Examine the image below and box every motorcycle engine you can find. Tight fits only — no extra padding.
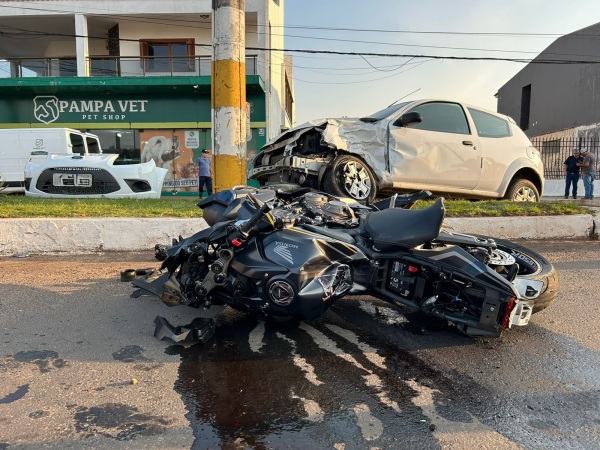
[300,193,357,227]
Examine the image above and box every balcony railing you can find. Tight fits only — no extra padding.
[0,55,258,78]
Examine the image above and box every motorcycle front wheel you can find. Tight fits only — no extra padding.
[485,237,559,313]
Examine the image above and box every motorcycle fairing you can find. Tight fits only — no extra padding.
[178,226,365,321]
[198,188,277,225]
[367,245,520,337]
[262,228,362,270]
[413,246,520,300]
[245,228,366,320]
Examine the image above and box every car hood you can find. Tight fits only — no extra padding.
[261,117,389,154]
[258,117,393,187]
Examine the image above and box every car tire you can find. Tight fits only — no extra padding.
[504,178,540,202]
[322,155,377,204]
[479,236,559,313]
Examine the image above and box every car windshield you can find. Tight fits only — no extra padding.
[360,102,411,122]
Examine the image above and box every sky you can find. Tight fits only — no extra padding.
[283,0,600,125]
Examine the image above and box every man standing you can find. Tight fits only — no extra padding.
[197,149,213,198]
[563,148,581,199]
[577,148,596,200]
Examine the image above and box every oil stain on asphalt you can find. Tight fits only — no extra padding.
[165,305,507,449]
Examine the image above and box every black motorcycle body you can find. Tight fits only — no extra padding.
[137,187,558,338]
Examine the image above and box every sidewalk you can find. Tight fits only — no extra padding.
[543,179,598,202]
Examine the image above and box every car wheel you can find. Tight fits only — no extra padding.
[322,155,377,203]
[505,179,539,202]
[477,236,559,313]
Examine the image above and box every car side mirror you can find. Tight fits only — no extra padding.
[393,112,422,127]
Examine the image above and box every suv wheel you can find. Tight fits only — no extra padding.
[505,179,539,202]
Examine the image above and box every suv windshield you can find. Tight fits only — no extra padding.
[360,102,411,122]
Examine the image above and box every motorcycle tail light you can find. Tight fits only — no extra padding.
[501,297,517,329]
[407,265,419,274]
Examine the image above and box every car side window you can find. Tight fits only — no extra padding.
[467,107,511,138]
[70,134,85,155]
[406,102,470,135]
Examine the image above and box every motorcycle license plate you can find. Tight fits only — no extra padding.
[53,173,92,187]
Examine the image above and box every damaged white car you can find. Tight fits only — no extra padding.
[249,100,544,203]
[24,154,167,199]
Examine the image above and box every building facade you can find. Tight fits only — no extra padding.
[496,22,600,141]
[496,22,600,180]
[0,0,294,194]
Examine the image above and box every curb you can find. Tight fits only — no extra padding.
[0,214,596,256]
[444,214,596,240]
[0,217,209,256]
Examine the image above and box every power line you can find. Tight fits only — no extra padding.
[289,60,434,85]
[251,46,600,65]
[0,3,590,39]
[2,23,600,65]
[282,23,567,38]
[1,4,600,60]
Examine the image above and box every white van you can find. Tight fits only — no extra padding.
[0,128,102,192]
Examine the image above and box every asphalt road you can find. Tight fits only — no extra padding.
[0,240,599,449]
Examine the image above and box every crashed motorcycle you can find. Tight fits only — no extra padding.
[133,187,558,341]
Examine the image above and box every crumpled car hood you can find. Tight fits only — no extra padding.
[259,117,392,186]
[261,118,388,155]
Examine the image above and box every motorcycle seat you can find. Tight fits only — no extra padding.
[300,224,357,244]
[362,197,446,251]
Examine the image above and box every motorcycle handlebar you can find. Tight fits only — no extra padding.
[239,197,272,236]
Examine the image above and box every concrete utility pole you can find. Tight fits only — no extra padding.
[212,0,247,192]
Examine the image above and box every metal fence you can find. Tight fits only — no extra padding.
[0,55,258,78]
[532,137,599,179]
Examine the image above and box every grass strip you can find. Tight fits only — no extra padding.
[0,195,591,219]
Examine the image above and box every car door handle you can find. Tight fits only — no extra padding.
[462,141,474,146]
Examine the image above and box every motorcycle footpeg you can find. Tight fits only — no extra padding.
[154,244,168,261]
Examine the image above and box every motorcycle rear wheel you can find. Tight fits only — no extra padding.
[484,237,559,313]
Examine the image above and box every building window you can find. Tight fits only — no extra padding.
[520,84,531,131]
[140,39,195,73]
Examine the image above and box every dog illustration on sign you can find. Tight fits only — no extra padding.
[141,134,198,192]
[141,136,181,171]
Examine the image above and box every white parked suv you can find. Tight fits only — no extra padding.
[249,99,544,203]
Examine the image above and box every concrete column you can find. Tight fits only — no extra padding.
[212,0,247,192]
[75,14,89,77]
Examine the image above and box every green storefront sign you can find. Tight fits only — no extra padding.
[0,76,268,194]
[0,92,266,126]
[0,94,210,125]
[0,76,266,126]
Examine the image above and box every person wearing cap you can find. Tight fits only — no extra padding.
[197,149,213,197]
[576,147,596,199]
[563,148,582,199]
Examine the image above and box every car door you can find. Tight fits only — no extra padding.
[388,101,482,190]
